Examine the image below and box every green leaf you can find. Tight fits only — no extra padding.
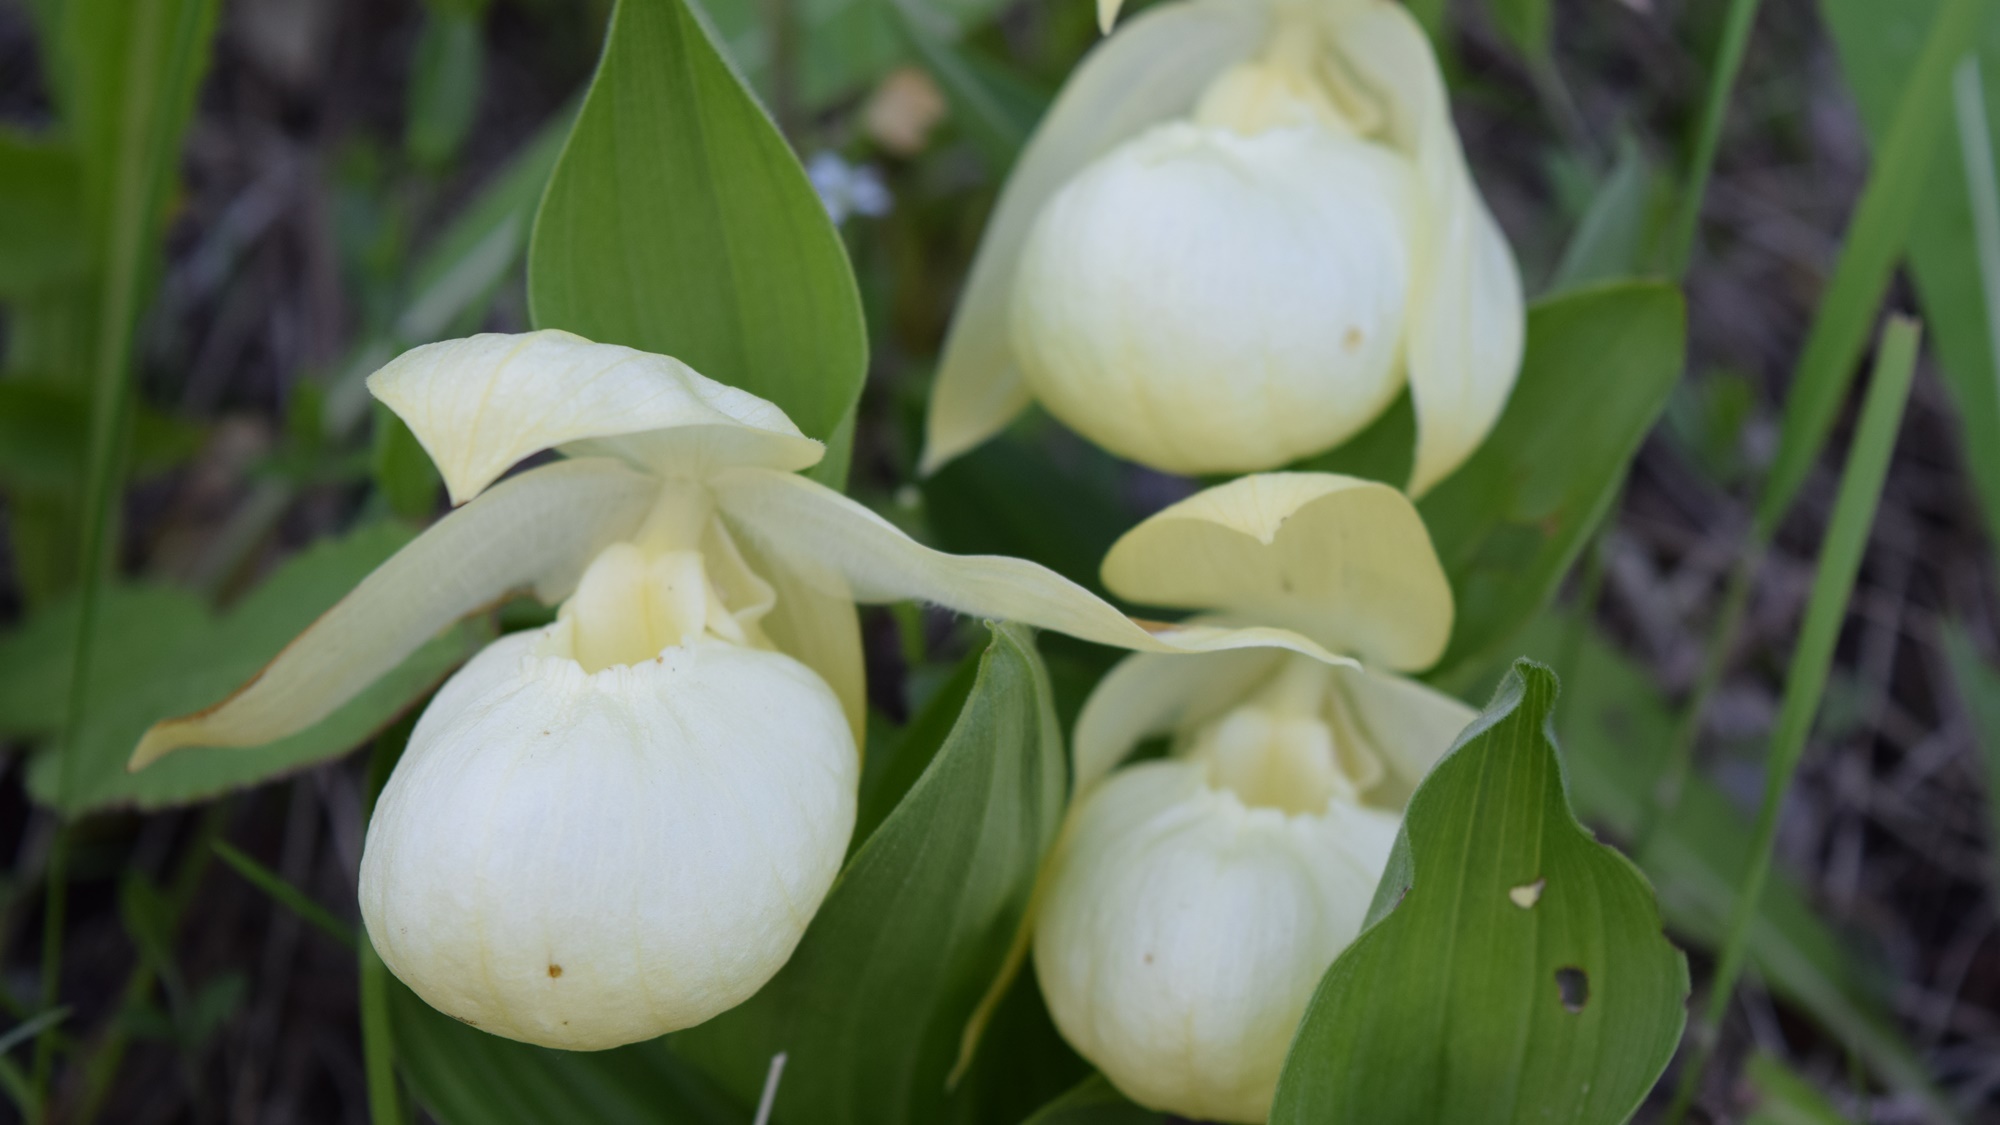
[1743,1053,1858,1125]
[390,979,744,1125]
[1486,0,1551,63]
[1424,282,1686,683]
[1518,616,1960,1119]
[1764,0,1980,536]
[1270,661,1687,1124]
[0,131,88,294]
[0,380,201,494]
[528,0,867,451]
[9,523,493,813]
[405,8,486,168]
[1019,1075,1164,1125]
[1548,135,1671,293]
[695,0,1011,110]
[371,401,443,521]
[677,621,1064,1125]
[1822,0,2000,555]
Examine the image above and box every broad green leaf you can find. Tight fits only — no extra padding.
[1424,282,1685,682]
[10,523,492,812]
[390,978,744,1125]
[1270,661,1687,1124]
[1293,284,1682,682]
[1520,616,1959,1119]
[1822,0,2000,554]
[1547,136,1671,294]
[1019,1075,1163,1125]
[0,131,88,294]
[528,0,867,454]
[677,621,1064,1125]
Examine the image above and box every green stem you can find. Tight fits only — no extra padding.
[1664,316,1922,1123]
[1662,0,1764,277]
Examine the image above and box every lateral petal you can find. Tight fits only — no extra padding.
[710,467,1353,667]
[1099,473,1451,671]
[919,0,1267,475]
[370,330,824,505]
[130,459,660,768]
[1072,646,1288,793]
[1332,1,1524,496]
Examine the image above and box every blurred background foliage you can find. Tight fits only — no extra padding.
[1,0,2000,1120]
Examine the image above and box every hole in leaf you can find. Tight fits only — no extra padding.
[1509,878,1545,908]
[1555,966,1588,1012]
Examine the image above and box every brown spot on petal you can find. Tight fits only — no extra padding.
[1343,327,1364,352]
[548,964,563,979]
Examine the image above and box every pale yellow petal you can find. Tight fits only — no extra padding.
[919,0,1267,475]
[710,467,1353,666]
[130,459,660,769]
[369,330,824,504]
[726,522,867,745]
[1099,473,1451,671]
[1327,664,1476,807]
[1072,647,1287,793]
[1332,2,1524,496]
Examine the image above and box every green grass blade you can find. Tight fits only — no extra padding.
[1756,0,1981,536]
[1663,0,1764,277]
[1667,316,1923,1121]
[1648,0,1982,900]
[1953,57,2000,405]
[212,842,357,951]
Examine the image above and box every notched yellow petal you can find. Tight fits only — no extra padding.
[370,330,824,505]
[1100,472,1451,671]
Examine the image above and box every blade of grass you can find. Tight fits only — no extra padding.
[1952,57,2000,403]
[0,1010,71,1060]
[1642,0,1981,856]
[212,841,357,952]
[1662,0,1764,277]
[1665,315,1923,1122]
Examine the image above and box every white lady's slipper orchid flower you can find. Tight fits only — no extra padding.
[1030,473,1477,1121]
[921,0,1523,495]
[129,330,1346,1053]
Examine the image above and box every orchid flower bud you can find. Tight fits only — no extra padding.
[1030,473,1477,1119]
[131,331,1348,1052]
[923,0,1523,495]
